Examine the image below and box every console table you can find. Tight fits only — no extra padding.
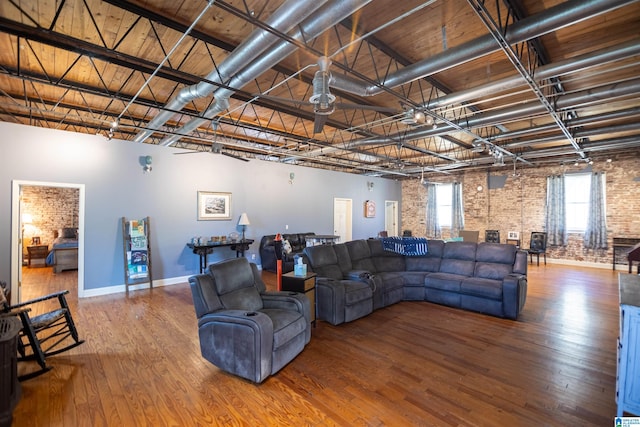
[187,240,254,273]
[613,237,640,271]
[617,273,640,416]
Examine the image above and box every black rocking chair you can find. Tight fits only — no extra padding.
[1,287,84,380]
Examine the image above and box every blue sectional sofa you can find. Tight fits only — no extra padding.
[303,238,528,325]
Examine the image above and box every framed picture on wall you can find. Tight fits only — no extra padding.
[198,191,232,220]
[507,231,519,240]
[364,200,376,218]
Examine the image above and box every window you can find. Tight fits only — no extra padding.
[436,183,453,227]
[565,173,591,232]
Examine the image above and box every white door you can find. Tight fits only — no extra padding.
[11,180,85,302]
[385,200,398,236]
[333,198,352,243]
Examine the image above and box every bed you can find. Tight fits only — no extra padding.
[46,228,78,273]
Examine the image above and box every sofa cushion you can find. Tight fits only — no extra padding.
[209,259,264,311]
[475,242,516,264]
[461,278,503,299]
[346,240,377,272]
[367,239,406,272]
[333,243,353,274]
[303,245,343,280]
[405,256,441,272]
[439,242,476,276]
[261,308,307,349]
[475,262,513,280]
[425,272,467,292]
[344,281,374,305]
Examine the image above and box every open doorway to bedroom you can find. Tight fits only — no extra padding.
[11,180,85,304]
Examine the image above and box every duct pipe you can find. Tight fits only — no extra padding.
[288,76,640,162]
[484,106,640,142]
[361,77,640,145]
[134,0,328,143]
[428,39,640,108]
[503,121,640,149]
[159,0,373,146]
[328,0,634,97]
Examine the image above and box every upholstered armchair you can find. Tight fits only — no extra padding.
[189,258,311,383]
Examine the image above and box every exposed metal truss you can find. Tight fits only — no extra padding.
[0,0,638,179]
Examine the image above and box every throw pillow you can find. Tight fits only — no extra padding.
[282,239,292,254]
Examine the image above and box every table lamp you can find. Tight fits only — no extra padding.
[238,213,250,241]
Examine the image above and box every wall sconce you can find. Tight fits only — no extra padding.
[367,181,374,192]
[289,172,295,185]
[143,155,152,173]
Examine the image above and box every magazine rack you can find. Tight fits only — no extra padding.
[121,217,153,293]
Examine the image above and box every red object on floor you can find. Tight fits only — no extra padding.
[274,233,283,291]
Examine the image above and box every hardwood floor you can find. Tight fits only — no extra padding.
[11,263,624,426]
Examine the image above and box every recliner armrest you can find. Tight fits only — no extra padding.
[197,309,274,383]
[502,274,527,320]
[345,270,375,281]
[261,292,311,324]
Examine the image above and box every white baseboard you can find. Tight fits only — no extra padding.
[79,275,190,298]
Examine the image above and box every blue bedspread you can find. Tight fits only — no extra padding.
[46,238,79,265]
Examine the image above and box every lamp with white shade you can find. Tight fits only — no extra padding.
[238,213,250,241]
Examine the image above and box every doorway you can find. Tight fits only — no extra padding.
[333,198,352,243]
[11,180,85,303]
[384,200,399,236]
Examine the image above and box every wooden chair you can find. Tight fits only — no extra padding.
[0,286,84,380]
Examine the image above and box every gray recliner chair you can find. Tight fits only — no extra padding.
[303,244,373,325]
[189,258,311,383]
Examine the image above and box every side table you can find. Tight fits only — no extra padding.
[281,272,317,327]
[27,245,49,267]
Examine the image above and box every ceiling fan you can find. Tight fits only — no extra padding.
[260,56,399,134]
[174,122,249,162]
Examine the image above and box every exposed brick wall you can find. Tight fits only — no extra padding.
[21,186,79,250]
[402,152,640,267]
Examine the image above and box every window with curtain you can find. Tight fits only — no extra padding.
[565,173,591,232]
[546,172,607,248]
[435,183,452,227]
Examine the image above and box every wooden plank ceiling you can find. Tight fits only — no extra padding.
[0,0,639,178]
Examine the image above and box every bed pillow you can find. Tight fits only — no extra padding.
[59,228,78,239]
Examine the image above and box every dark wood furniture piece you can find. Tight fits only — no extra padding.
[506,239,520,248]
[281,271,317,327]
[0,316,21,427]
[528,232,547,266]
[26,245,48,267]
[187,239,254,274]
[0,289,84,381]
[626,243,640,274]
[617,273,640,416]
[485,230,500,243]
[613,237,640,271]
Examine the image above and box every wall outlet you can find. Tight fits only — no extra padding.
[285,224,289,230]
[251,254,256,260]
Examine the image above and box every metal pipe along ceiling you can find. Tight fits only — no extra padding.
[158,0,374,147]
[133,0,329,144]
[329,0,635,97]
[285,0,637,162]
[427,39,640,109]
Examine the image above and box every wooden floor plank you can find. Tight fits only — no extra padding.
[10,263,623,426]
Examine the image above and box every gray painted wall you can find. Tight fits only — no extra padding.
[0,122,402,291]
